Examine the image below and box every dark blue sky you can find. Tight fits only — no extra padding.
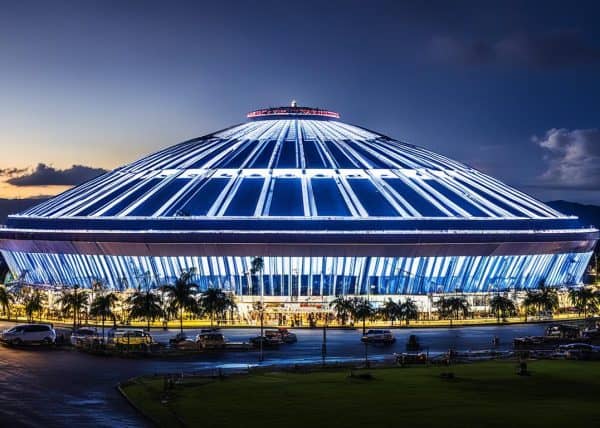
[1,0,599,202]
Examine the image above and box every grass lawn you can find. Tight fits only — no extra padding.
[121,360,600,427]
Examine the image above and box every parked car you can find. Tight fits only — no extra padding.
[169,332,188,345]
[545,324,580,339]
[196,332,226,349]
[265,328,297,344]
[1,324,56,345]
[558,343,600,353]
[70,327,99,346]
[108,329,153,347]
[250,335,283,347]
[558,343,600,360]
[175,338,200,350]
[361,329,396,344]
[395,352,427,365]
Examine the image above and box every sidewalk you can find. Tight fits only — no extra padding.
[0,312,592,330]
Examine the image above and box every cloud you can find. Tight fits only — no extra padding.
[430,30,600,68]
[533,128,600,189]
[6,163,108,187]
[0,167,28,177]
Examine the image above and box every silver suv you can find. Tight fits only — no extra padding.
[1,324,56,345]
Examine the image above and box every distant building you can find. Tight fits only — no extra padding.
[0,104,597,305]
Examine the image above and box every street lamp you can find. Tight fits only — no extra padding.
[321,293,327,366]
[364,284,376,368]
[260,266,264,362]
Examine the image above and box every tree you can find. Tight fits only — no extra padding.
[569,287,599,319]
[0,285,14,320]
[89,292,118,341]
[88,280,106,320]
[161,270,199,334]
[199,288,236,327]
[57,285,89,329]
[330,296,353,326]
[250,257,265,298]
[400,298,419,325]
[250,257,266,362]
[538,285,559,313]
[23,288,45,322]
[126,290,163,331]
[489,295,517,323]
[522,290,539,321]
[250,257,264,277]
[436,296,470,327]
[351,298,375,334]
[379,299,402,326]
[522,282,560,321]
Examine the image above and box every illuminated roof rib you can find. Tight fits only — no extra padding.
[19,105,568,221]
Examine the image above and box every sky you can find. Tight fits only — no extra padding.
[0,0,599,203]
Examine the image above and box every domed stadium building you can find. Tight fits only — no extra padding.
[0,104,597,312]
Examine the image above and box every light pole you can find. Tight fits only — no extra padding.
[595,252,599,285]
[364,284,376,368]
[321,294,327,366]
[259,268,264,363]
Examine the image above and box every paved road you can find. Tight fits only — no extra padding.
[0,322,546,427]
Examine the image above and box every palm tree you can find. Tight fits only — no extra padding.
[250,257,264,276]
[23,289,45,322]
[250,256,265,361]
[568,287,599,319]
[489,295,517,323]
[522,290,539,321]
[538,285,559,314]
[157,286,176,327]
[436,296,470,327]
[199,288,236,327]
[351,298,375,334]
[57,285,89,329]
[89,292,118,341]
[250,256,265,299]
[126,290,163,331]
[330,296,353,326]
[88,280,105,321]
[0,285,14,320]
[161,270,199,334]
[400,298,419,325]
[379,299,402,326]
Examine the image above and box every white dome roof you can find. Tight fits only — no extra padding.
[21,105,564,221]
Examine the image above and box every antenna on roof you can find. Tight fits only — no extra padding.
[290,99,298,107]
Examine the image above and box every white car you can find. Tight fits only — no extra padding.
[1,324,56,345]
[70,327,99,346]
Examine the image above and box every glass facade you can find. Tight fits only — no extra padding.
[2,250,592,296]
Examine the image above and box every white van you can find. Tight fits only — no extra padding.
[1,324,56,345]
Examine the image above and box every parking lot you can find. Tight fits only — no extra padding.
[0,321,546,427]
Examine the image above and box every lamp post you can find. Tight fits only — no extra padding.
[595,252,599,285]
[364,284,376,368]
[260,266,264,362]
[321,294,327,366]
